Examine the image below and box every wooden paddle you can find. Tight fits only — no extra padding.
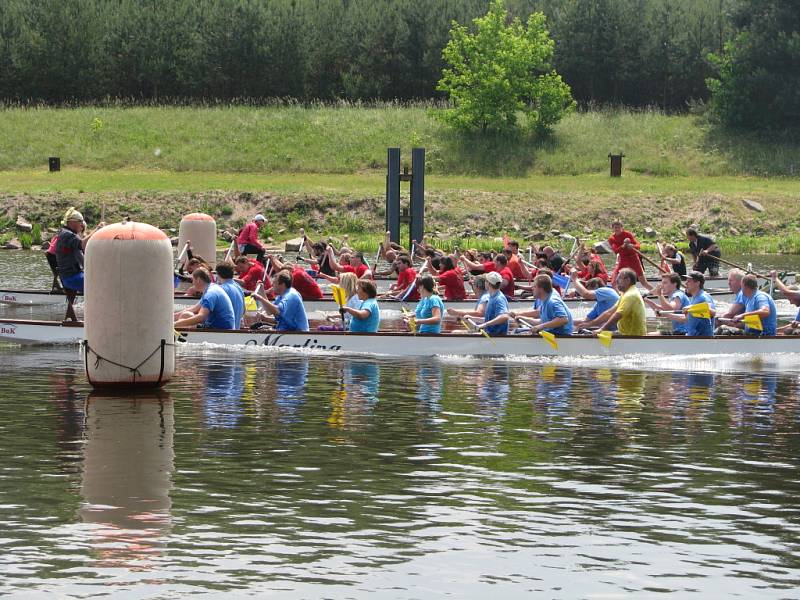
[401,306,417,334]
[743,314,763,330]
[331,284,347,328]
[656,302,713,320]
[709,254,767,278]
[174,241,190,271]
[515,316,558,350]
[463,316,494,343]
[655,241,671,273]
[596,330,613,347]
[633,247,669,275]
[223,239,236,263]
[373,243,382,271]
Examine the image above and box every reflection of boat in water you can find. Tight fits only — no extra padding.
[203,362,245,429]
[476,364,511,419]
[275,357,309,423]
[344,360,380,405]
[80,391,174,569]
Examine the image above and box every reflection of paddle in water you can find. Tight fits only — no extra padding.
[79,392,174,571]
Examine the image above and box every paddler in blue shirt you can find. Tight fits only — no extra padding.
[569,270,620,333]
[253,270,309,332]
[733,274,777,336]
[476,272,510,336]
[215,260,245,329]
[174,268,236,329]
[646,272,690,335]
[528,274,573,335]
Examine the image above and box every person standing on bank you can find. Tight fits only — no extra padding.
[686,228,721,277]
[237,214,268,266]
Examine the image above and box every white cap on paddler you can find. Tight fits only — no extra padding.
[67,210,85,224]
[485,271,503,286]
[253,214,266,222]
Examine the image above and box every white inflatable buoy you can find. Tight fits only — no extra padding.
[84,222,175,388]
[177,212,217,268]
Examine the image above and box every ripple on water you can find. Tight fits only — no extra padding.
[0,338,799,597]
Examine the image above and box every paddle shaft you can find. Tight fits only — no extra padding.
[709,254,767,278]
[465,316,493,341]
[174,242,190,269]
[655,241,671,273]
[223,240,236,263]
[633,247,669,274]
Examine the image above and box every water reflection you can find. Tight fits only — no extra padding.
[79,392,174,570]
[1,348,800,597]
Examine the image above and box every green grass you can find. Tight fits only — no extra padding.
[1,104,798,254]
[1,168,798,254]
[0,168,798,196]
[2,104,800,177]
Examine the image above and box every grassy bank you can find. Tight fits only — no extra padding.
[1,104,798,254]
[2,169,799,254]
[2,104,800,177]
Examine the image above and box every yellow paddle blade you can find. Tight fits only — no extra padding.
[597,368,612,382]
[331,285,345,307]
[687,302,711,319]
[408,317,417,334]
[597,331,613,347]
[542,365,557,382]
[244,295,258,312]
[743,314,763,331]
[540,330,558,350]
[743,381,762,396]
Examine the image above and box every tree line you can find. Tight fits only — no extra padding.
[0,0,734,110]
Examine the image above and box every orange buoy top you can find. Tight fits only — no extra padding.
[181,212,214,222]
[91,221,168,241]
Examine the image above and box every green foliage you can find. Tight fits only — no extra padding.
[551,0,731,109]
[31,223,42,245]
[81,201,101,223]
[0,0,737,110]
[19,232,32,249]
[437,1,574,134]
[706,0,800,131]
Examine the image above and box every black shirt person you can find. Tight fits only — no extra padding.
[686,228,721,277]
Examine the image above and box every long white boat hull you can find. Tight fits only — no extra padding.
[2,318,799,358]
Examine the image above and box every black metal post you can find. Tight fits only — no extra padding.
[609,153,624,177]
[386,148,401,244]
[410,147,425,247]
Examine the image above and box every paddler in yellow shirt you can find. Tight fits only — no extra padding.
[595,268,647,336]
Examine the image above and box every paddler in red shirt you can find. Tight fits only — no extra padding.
[426,255,466,301]
[505,241,531,280]
[234,256,266,292]
[608,221,653,291]
[493,253,516,299]
[236,214,267,265]
[266,254,324,300]
[383,255,419,301]
[317,247,373,283]
[459,251,496,276]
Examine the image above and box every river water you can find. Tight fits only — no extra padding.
[1,251,800,598]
